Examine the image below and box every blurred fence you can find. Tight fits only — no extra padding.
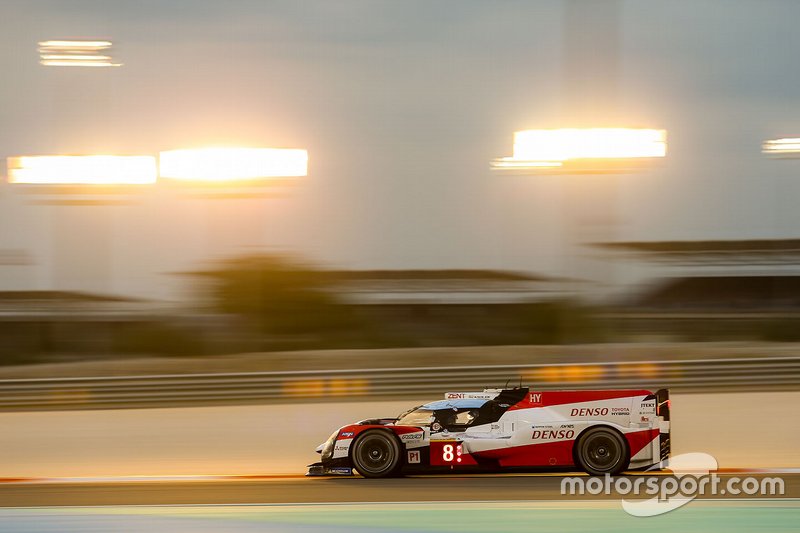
[1,356,799,411]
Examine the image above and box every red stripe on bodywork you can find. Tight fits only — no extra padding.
[389,426,425,435]
[625,428,660,458]
[338,424,422,440]
[472,427,659,468]
[509,390,653,410]
[475,439,576,467]
[429,441,479,466]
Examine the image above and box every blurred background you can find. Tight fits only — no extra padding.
[2,0,800,441]
[2,2,800,531]
[1,0,800,369]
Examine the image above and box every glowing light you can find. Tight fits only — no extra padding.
[159,147,309,182]
[38,40,113,49]
[513,128,667,160]
[39,60,118,67]
[40,54,112,61]
[763,138,800,157]
[491,160,563,170]
[38,39,121,67]
[492,128,667,172]
[7,156,157,185]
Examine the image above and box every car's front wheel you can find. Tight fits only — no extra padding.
[575,427,629,476]
[351,430,402,478]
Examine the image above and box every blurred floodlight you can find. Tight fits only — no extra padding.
[492,128,667,173]
[39,61,117,67]
[762,138,800,157]
[7,155,157,185]
[39,40,113,49]
[512,128,667,160]
[38,40,120,67]
[159,147,309,181]
[41,55,112,61]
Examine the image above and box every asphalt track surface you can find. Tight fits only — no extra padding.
[1,472,798,507]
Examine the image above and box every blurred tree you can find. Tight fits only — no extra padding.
[515,301,609,345]
[202,255,359,345]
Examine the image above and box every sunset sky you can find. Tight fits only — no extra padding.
[1,0,799,295]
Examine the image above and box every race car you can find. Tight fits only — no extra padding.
[307,386,670,477]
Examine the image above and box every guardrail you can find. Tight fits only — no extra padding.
[1,356,799,411]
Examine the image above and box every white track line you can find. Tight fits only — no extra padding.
[1,498,799,511]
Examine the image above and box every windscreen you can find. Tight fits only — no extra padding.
[396,408,434,427]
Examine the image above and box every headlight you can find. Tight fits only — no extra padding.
[320,430,338,461]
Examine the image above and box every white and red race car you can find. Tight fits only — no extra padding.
[308,387,670,477]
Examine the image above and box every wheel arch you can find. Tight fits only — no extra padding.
[571,423,631,467]
[349,427,406,476]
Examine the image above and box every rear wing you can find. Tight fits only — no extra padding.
[656,388,671,461]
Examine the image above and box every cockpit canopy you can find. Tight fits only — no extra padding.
[395,388,529,432]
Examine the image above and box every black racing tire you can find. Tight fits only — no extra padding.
[575,427,629,476]
[351,430,403,478]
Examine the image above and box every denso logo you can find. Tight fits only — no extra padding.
[532,429,575,440]
[570,408,609,417]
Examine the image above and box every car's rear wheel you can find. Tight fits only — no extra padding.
[575,427,629,476]
[351,430,402,478]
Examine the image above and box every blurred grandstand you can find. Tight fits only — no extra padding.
[601,239,800,341]
[3,239,800,366]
